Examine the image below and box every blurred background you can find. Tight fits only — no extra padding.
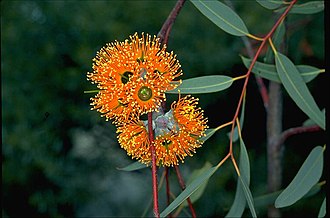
[2,1,325,217]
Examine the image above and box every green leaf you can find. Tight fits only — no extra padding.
[190,0,249,36]
[275,52,325,129]
[160,165,219,217]
[238,138,256,217]
[167,75,233,94]
[254,181,323,208]
[226,136,252,217]
[275,1,324,14]
[241,56,323,83]
[182,162,213,206]
[256,0,283,10]
[303,109,325,126]
[318,197,326,218]
[254,190,281,209]
[117,161,147,171]
[295,66,324,83]
[265,20,285,62]
[275,146,325,208]
[238,173,257,217]
[200,128,217,142]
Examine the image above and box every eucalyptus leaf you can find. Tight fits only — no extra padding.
[275,52,325,129]
[271,19,285,50]
[303,109,325,126]
[275,146,324,208]
[241,56,323,83]
[264,20,285,62]
[238,174,257,217]
[200,128,217,142]
[275,1,324,14]
[254,181,323,208]
[160,165,219,217]
[256,0,283,10]
[182,162,212,206]
[190,0,249,36]
[318,197,326,218]
[117,161,147,171]
[167,75,233,94]
[226,136,252,217]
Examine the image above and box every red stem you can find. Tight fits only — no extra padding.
[279,125,321,146]
[157,0,186,45]
[148,1,186,217]
[226,0,269,110]
[148,112,159,218]
[165,167,172,218]
[255,76,269,109]
[174,165,196,218]
[229,0,297,151]
[242,35,269,109]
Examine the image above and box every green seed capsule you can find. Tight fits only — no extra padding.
[138,86,152,101]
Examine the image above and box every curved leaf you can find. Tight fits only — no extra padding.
[275,52,325,129]
[318,197,326,218]
[238,137,256,217]
[160,165,218,217]
[190,0,249,36]
[256,0,283,10]
[226,136,253,217]
[117,161,147,171]
[238,175,257,218]
[241,56,323,83]
[276,1,324,14]
[182,162,213,206]
[265,20,285,62]
[254,181,324,208]
[167,75,233,94]
[200,128,217,142]
[275,146,324,208]
[303,109,325,126]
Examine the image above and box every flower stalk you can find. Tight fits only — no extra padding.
[165,167,172,218]
[174,165,196,218]
[149,0,187,217]
[158,0,186,45]
[148,112,160,218]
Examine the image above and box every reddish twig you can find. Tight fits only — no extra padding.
[279,125,322,146]
[255,76,269,109]
[148,112,159,218]
[229,0,298,153]
[157,0,186,45]
[225,0,269,110]
[165,167,172,218]
[241,27,269,110]
[174,165,196,218]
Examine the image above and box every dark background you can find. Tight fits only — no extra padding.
[2,1,325,217]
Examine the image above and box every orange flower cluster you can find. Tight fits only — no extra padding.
[88,33,208,166]
[87,33,181,123]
